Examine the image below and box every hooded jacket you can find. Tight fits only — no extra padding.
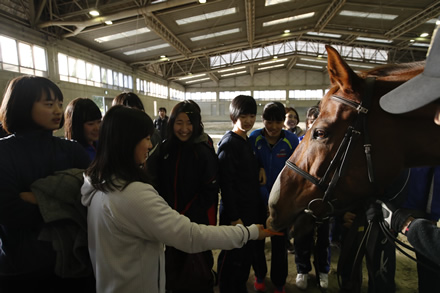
[81,175,259,293]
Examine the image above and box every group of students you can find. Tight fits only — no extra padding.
[3,31,440,292]
[0,75,331,293]
[0,76,273,293]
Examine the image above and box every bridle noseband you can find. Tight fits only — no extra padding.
[285,77,376,221]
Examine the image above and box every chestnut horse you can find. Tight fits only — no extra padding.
[268,45,440,235]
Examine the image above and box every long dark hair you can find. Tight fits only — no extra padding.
[0,75,64,134]
[166,100,203,143]
[64,97,102,145]
[85,105,154,192]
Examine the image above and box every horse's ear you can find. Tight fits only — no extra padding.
[326,45,360,93]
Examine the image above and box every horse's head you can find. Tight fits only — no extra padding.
[268,45,440,235]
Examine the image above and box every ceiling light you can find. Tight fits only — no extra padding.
[284,29,290,33]
[105,20,113,25]
[190,28,240,41]
[258,58,287,65]
[89,10,100,17]
[221,71,247,77]
[265,0,292,6]
[258,64,285,70]
[420,33,429,38]
[160,55,166,58]
[307,32,341,38]
[296,63,323,69]
[179,73,206,80]
[176,8,236,25]
[199,0,207,3]
[95,27,150,43]
[123,43,170,55]
[339,10,397,20]
[356,37,392,44]
[218,66,246,73]
[263,12,314,27]
[185,78,210,84]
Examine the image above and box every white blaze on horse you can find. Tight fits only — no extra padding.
[267,45,440,236]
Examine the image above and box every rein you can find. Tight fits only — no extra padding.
[285,77,376,221]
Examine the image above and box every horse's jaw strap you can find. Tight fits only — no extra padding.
[285,160,327,191]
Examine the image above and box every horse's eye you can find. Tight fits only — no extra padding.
[313,129,327,140]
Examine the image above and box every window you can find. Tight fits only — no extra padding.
[219,91,251,100]
[58,53,132,90]
[186,92,216,101]
[147,81,168,99]
[0,35,47,76]
[289,89,323,100]
[254,90,286,101]
[170,88,185,101]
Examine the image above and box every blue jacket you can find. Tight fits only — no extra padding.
[0,130,90,276]
[249,129,299,203]
[403,166,440,221]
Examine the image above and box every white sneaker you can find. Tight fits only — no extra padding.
[319,273,328,289]
[296,273,308,290]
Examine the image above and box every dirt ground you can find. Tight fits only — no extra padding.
[211,236,418,293]
[204,122,419,293]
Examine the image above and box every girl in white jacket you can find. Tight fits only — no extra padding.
[81,105,270,293]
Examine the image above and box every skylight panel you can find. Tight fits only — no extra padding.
[263,12,314,27]
[265,0,292,6]
[176,8,237,25]
[191,28,240,41]
[356,37,392,44]
[95,27,150,43]
[339,10,398,20]
[123,43,170,55]
[307,32,341,38]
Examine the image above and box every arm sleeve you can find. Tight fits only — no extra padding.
[0,153,42,225]
[406,218,440,264]
[217,141,240,222]
[114,184,258,253]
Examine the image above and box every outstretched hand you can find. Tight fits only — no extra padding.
[20,192,38,205]
[256,224,274,240]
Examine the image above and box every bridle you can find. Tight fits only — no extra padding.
[285,77,376,221]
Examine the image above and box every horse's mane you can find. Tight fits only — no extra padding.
[359,61,425,80]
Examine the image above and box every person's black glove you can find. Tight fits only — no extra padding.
[379,200,414,234]
[365,202,382,223]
